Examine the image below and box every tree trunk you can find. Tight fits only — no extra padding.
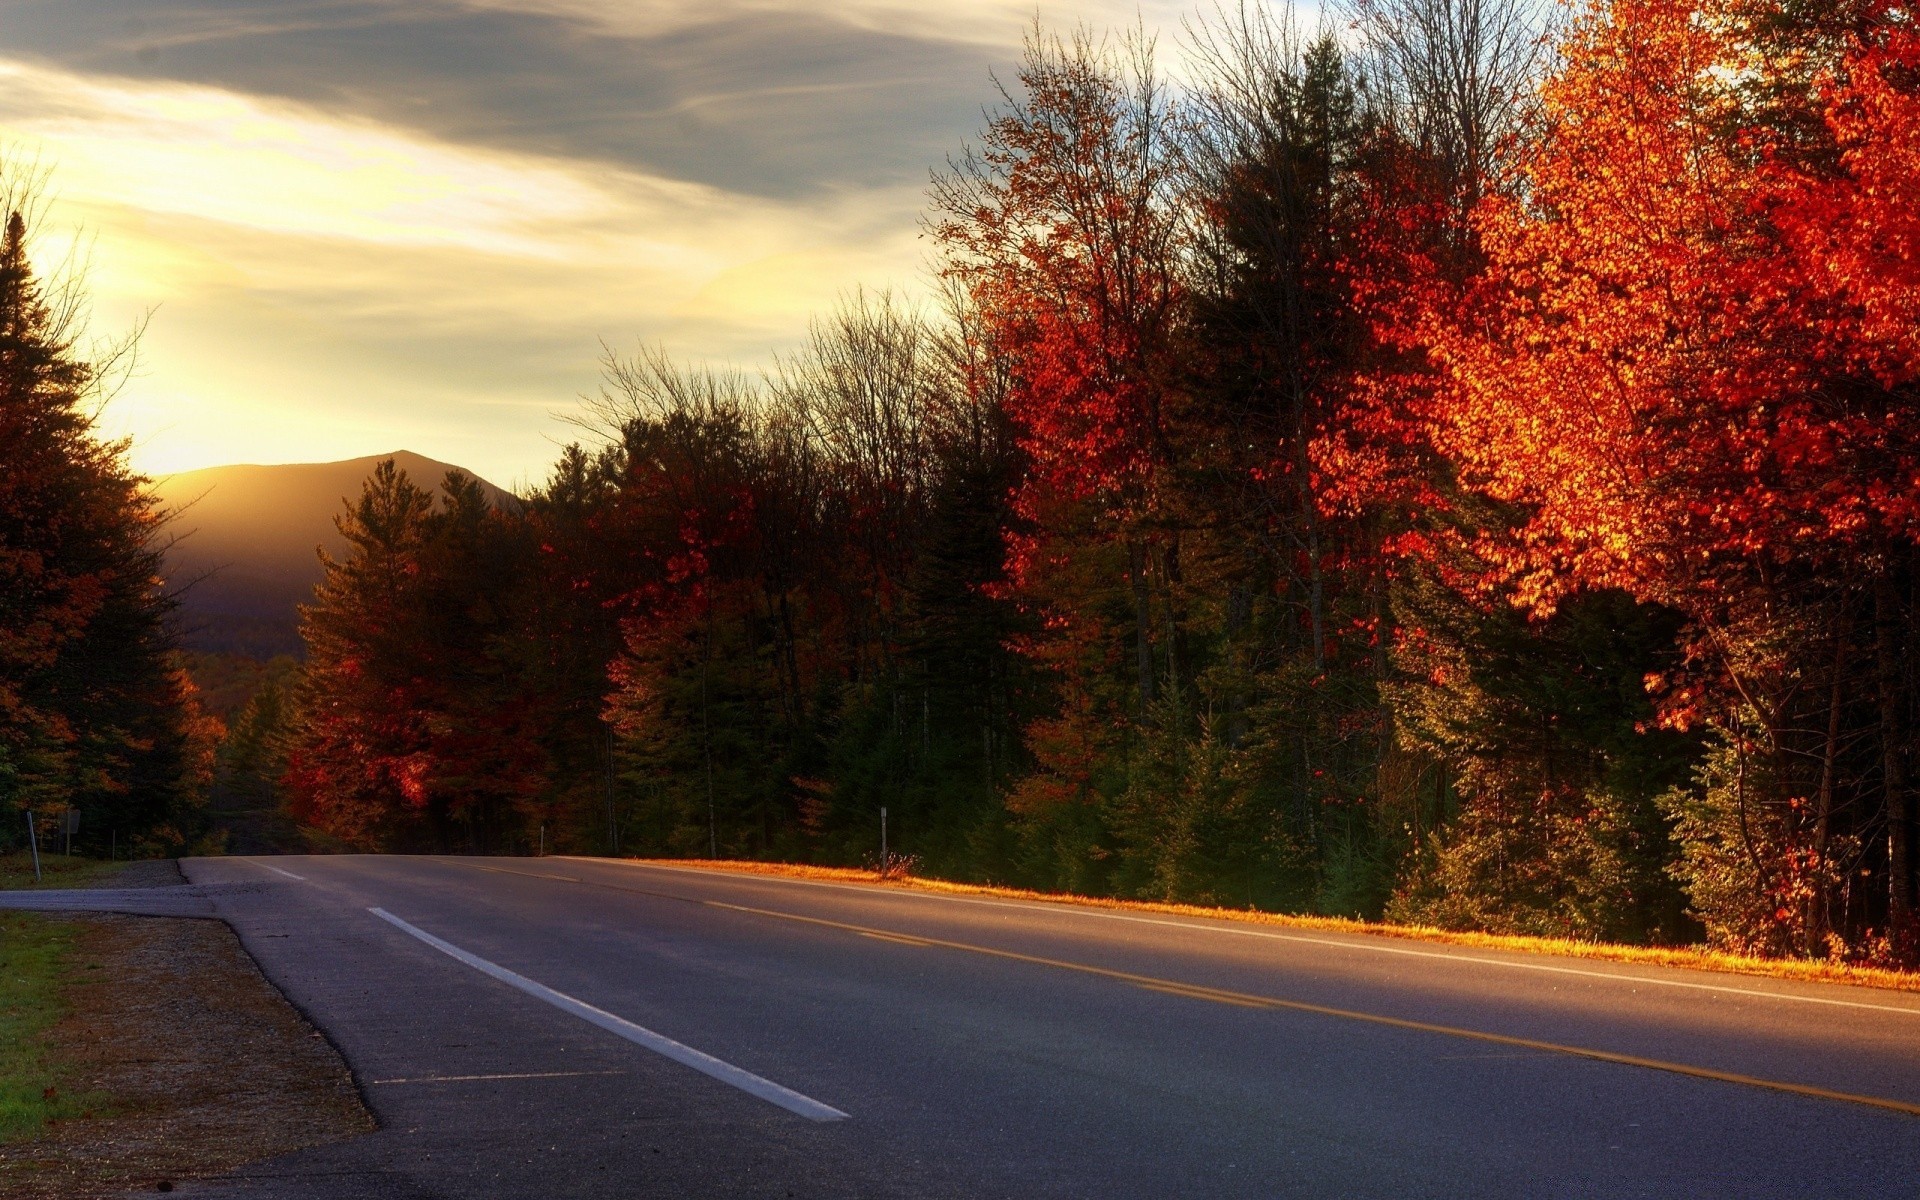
[1226,583,1252,748]
[1813,624,1846,945]
[1877,576,1912,929]
[1160,538,1183,724]
[1129,538,1156,719]
[701,612,718,860]
[1295,384,1326,674]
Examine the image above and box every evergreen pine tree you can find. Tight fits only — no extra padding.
[0,206,209,852]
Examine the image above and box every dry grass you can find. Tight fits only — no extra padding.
[0,913,373,1197]
[612,857,1920,995]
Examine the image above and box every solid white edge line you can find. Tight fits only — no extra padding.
[367,907,849,1122]
[245,859,306,881]
[574,859,1920,1020]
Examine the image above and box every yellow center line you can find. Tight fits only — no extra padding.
[1135,981,1273,1009]
[451,859,1920,1118]
[701,900,1920,1119]
[469,864,583,883]
[861,931,935,947]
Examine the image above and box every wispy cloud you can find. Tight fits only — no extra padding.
[2,0,1007,197]
[0,61,605,256]
[0,0,1201,485]
[0,54,926,482]
[444,0,1194,47]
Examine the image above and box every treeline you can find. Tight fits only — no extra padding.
[275,0,1920,966]
[0,183,214,856]
[282,308,1030,873]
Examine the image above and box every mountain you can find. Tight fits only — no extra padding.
[156,451,518,657]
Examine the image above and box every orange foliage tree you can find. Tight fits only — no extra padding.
[1431,0,1920,957]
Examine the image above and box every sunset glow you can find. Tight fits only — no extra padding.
[0,0,1185,485]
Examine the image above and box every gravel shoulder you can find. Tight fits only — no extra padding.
[0,866,373,1197]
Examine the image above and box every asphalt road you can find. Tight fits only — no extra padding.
[45,856,1920,1196]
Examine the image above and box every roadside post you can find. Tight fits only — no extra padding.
[63,808,78,856]
[538,823,545,857]
[25,809,41,882]
[880,806,888,875]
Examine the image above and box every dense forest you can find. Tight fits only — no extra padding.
[209,0,1920,968]
[0,176,216,860]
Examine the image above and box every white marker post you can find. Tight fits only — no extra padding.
[25,810,40,882]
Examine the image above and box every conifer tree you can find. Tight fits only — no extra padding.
[285,460,539,850]
[0,200,209,852]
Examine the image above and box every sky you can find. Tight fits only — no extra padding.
[0,0,1199,490]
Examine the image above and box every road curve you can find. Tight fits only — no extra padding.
[147,854,1920,1198]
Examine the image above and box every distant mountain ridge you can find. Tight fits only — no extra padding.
[157,450,517,658]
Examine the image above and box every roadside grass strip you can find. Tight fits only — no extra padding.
[0,852,130,893]
[368,908,849,1122]
[0,914,99,1141]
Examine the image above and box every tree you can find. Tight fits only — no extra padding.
[285,460,536,850]
[1428,0,1920,960]
[0,180,209,854]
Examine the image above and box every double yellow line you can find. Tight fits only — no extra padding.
[464,861,1920,1118]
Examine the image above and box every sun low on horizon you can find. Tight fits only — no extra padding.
[0,0,1189,490]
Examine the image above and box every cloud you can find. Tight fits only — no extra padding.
[0,54,930,483]
[0,0,1211,485]
[3,0,1204,199]
[0,61,606,256]
[0,0,998,199]
[444,0,1193,47]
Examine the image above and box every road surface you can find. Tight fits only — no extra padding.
[30,855,1920,1196]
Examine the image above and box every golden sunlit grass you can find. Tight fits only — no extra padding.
[613,857,1920,995]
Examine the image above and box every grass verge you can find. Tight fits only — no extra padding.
[614,857,1920,995]
[0,915,99,1142]
[0,911,372,1198]
[0,853,132,892]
